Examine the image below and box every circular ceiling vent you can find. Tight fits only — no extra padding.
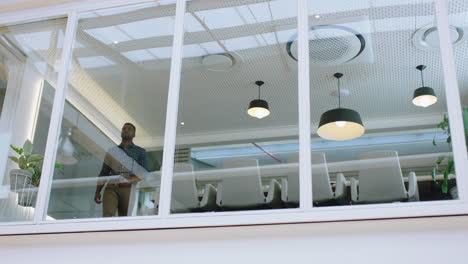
[286,25,366,66]
[201,53,235,72]
[412,24,465,50]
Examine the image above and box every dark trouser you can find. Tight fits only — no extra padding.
[103,184,131,217]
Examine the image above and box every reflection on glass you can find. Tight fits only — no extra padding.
[46,3,175,220]
[0,19,64,222]
[172,0,299,213]
[309,0,458,206]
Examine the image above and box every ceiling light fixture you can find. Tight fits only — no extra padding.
[413,65,437,107]
[317,73,365,141]
[247,81,270,119]
[56,127,78,165]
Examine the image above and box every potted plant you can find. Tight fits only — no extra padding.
[8,139,61,206]
[432,107,468,195]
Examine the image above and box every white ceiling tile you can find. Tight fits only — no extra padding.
[269,0,297,20]
[122,49,156,62]
[118,17,175,39]
[199,41,225,54]
[235,6,258,24]
[245,2,273,23]
[183,44,207,58]
[183,13,205,32]
[78,56,115,68]
[148,46,173,59]
[195,7,244,30]
[84,26,131,45]
[15,31,52,51]
[224,36,261,51]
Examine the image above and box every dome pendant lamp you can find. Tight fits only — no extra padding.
[248,81,270,119]
[413,65,437,107]
[317,73,365,141]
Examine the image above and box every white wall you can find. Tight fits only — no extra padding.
[1,215,467,263]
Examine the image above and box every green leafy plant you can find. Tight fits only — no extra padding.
[9,140,61,187]
[432,108,468,193]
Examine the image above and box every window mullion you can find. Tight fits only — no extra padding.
[158,0,187,217]
[297,0,313,209]
[33,11,79,223]
[434,0,468,202]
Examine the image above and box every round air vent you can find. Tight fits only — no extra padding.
[412,24,465,50]
[286,25,366,66]
[201,53,235,72]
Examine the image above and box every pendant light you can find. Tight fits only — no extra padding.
[317,73,365,141]
[413,65,437,107]
[247,80,270,119]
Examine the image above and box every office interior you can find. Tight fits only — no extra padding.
[0,0,467,222]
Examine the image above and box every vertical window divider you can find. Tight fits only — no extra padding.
[33,11,78,223]
[158,0,187,217]
[297,0,313,209]
[434,0,468,202]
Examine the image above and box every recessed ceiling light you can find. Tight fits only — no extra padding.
[180,122,185,125]
[314,14,321,19]
[113,41,119,45]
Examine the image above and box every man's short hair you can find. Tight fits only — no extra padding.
[123,122,136,132]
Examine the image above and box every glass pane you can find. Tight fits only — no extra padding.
[171,0,299,214]
[46,2,175,220]
[308,0,458,206]
[0,18,65,222]
[448,0,468,201]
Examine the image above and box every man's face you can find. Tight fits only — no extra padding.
[121,124,135,140]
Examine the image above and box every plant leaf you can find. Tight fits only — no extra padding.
[18,156,27,170]
[25,167,35,175]
[436,156,445,166]
[55,163,62,169]
[447,159,455,174]
[8,156,19,164]
[441,180,448,193]
[432,137,437,146]
[23,140,33,155]
[442,166,450,194]
[10,144,22,155]
[431,167,436,182]
[447,136,451,144]
[28,154,43,163]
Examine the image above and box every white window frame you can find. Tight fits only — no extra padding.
[0,0,466,235]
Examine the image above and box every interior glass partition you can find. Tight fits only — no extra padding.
[0,18,65,222]
[45,2,176,220]
[171,0,299,213]
[307,0,459,207]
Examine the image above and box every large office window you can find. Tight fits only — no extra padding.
[0,18,65,222]
[1,0,468,235]
[307,0,459,207]
[45,3,176,220]
[171,0,299,214]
